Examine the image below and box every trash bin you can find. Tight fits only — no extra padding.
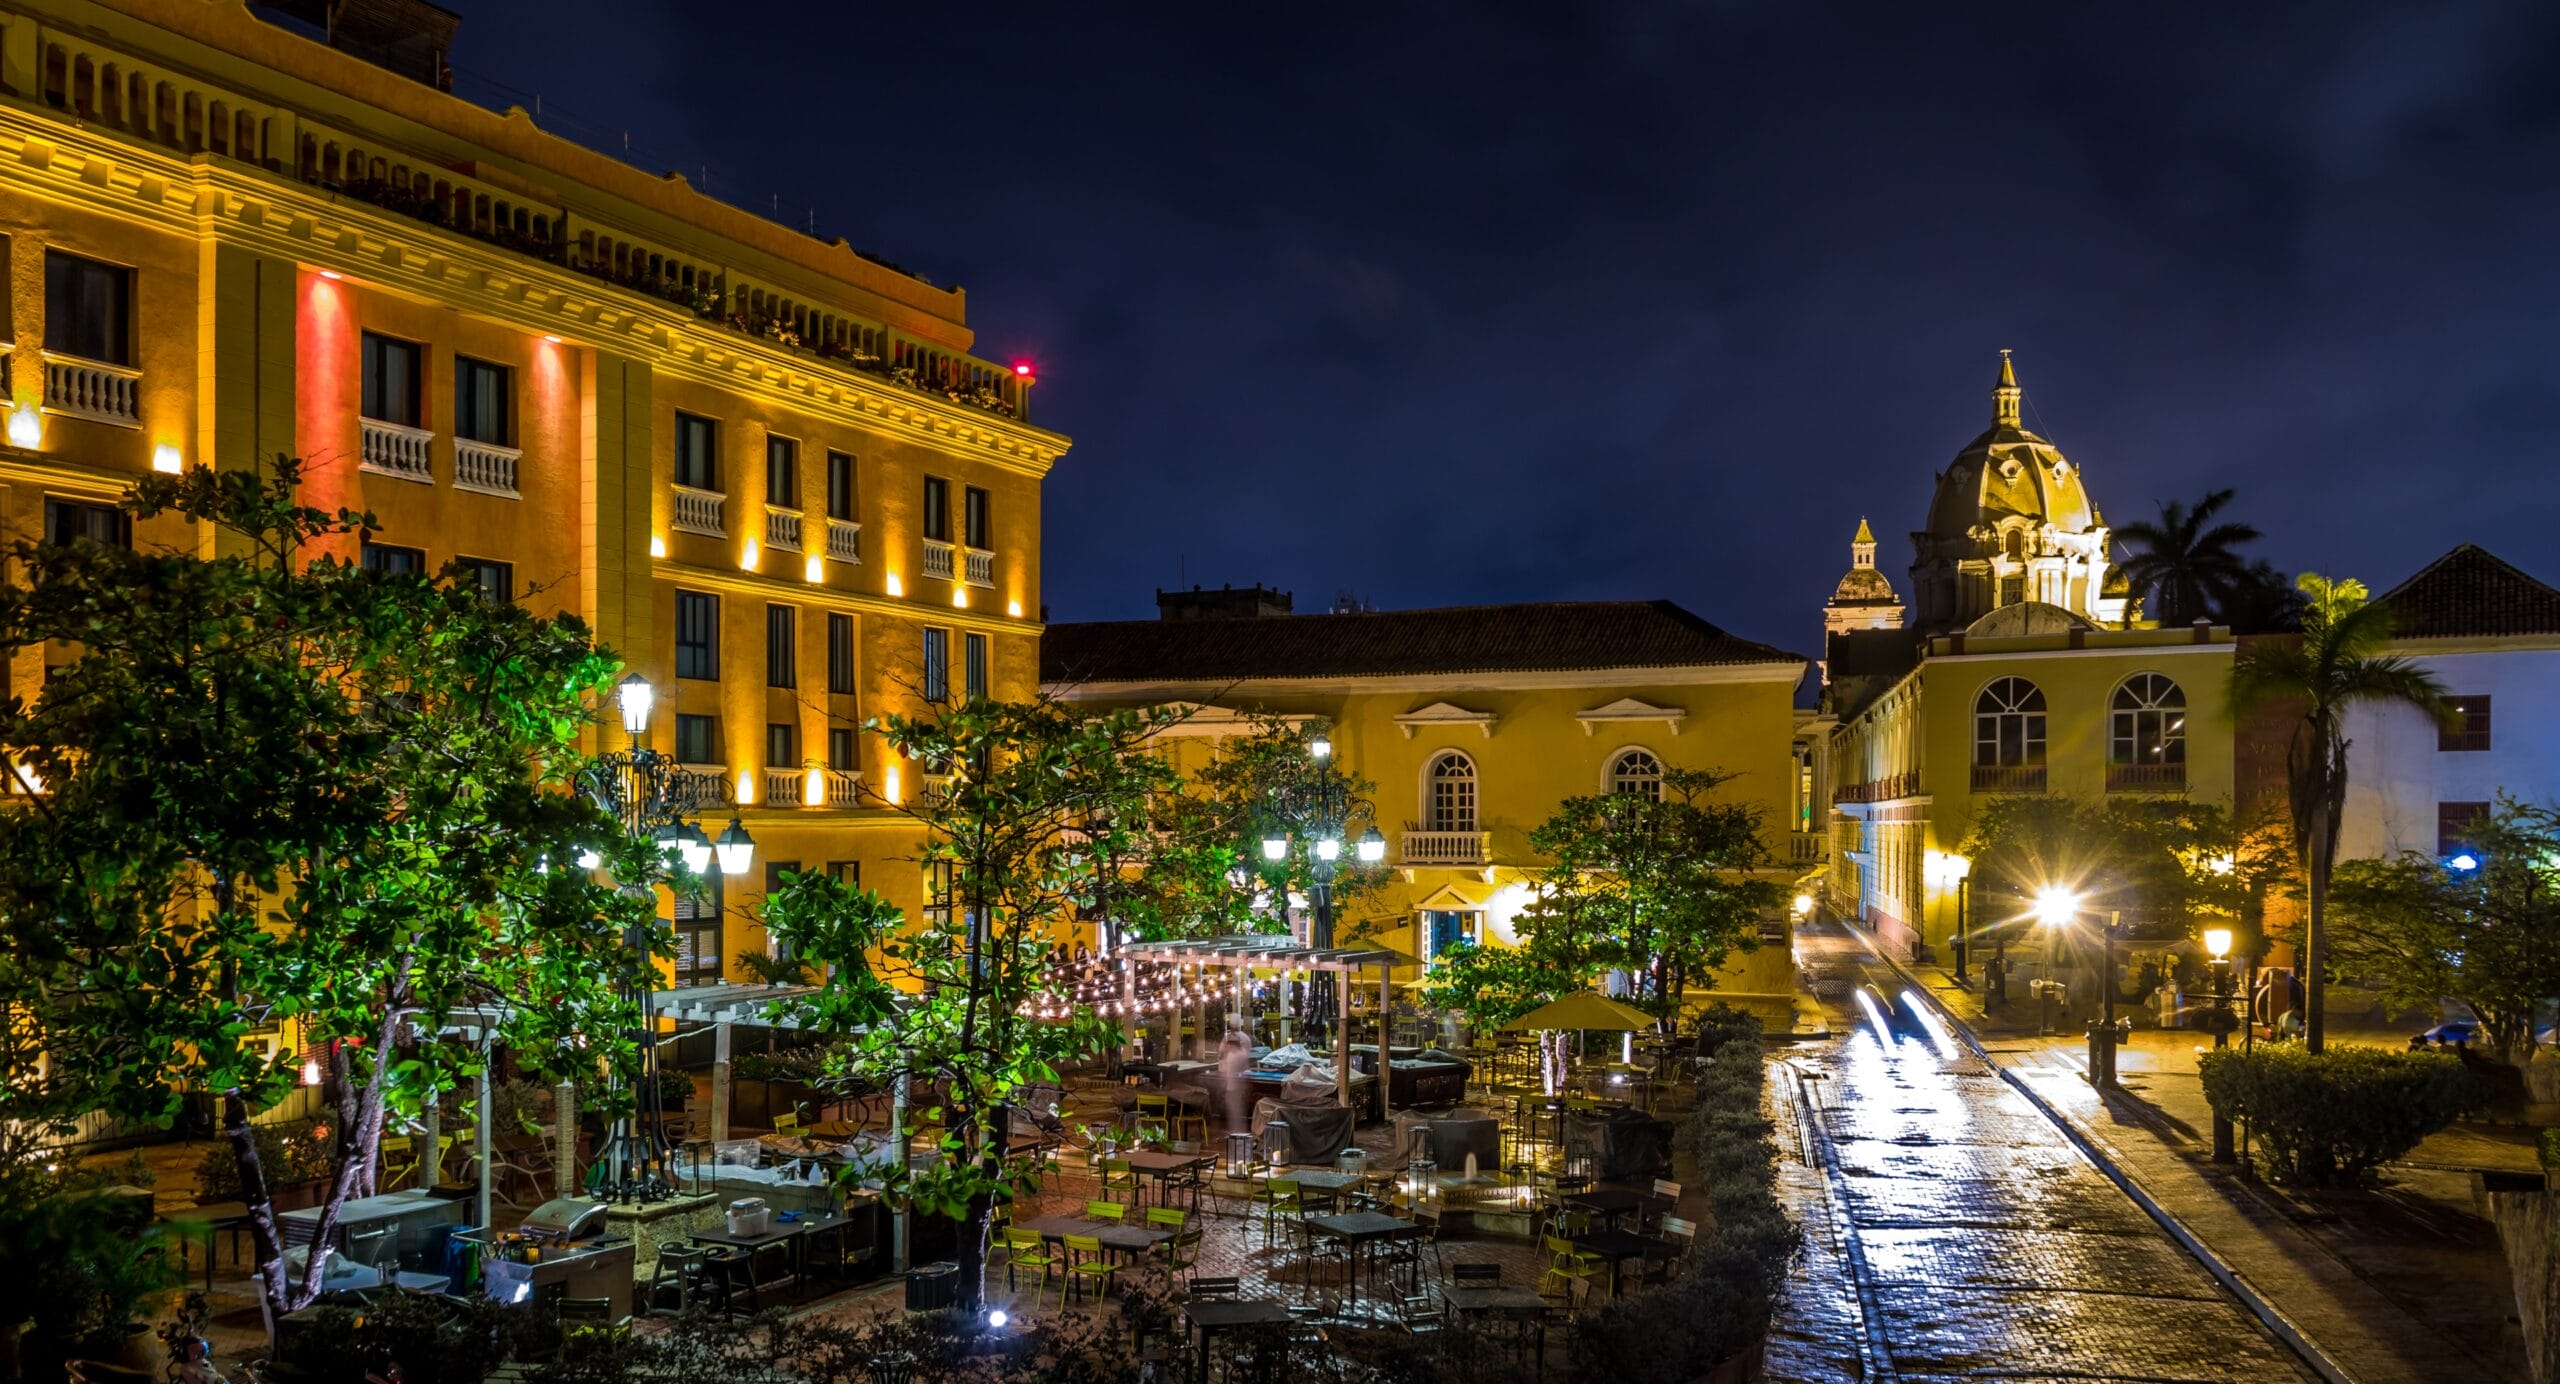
[905,1261,958,1311]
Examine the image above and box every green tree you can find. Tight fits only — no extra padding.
[1962,796,2286,951]
[2113,488,2263,627]
[2231,572,2452,1050]
[2328,800,2560,1062]
[760,697,1162,1314]
[1197,715,1386,943]
[0,460,650,1319]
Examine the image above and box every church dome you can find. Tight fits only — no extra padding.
[1923,351,2097,545]
[1831,567,1898,606]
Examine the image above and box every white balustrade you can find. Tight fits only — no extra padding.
[359,417,435,482]
[918,774,955,809]
[763,768,804,807]
[1400,830,1491,866]
[764,506,803,553]
[672,485,726,537]
[825,770,862,807]
[964,546,994,588]
[42,352,143,428]
[921,539,956,582]
[453,439,522,497]
[827,519,862,563]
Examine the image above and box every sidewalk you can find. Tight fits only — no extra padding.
[1881,937,2533,1384]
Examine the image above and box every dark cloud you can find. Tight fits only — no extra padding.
[449,1,2560,650]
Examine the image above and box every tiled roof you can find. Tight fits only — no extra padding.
[2375,544,2560,639]
[1041,600,1805,685]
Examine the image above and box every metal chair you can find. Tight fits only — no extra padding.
[1084,1199,1129,1224]
[1540,1235,1602,1307]
[1062,1233,1120,1303]
[645,1246,715,1316]
[1003,1228,1062,1308]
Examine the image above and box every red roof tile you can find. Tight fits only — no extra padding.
[2375,545,2560,639]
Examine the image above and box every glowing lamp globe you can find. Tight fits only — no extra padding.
[1356,828,1386,864]
[715,817,757,876]
[1262,835,1288,862]
[616,674,654,736]
[2203,927,2233,960]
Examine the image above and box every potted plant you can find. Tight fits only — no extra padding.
[1,1154,181,1381]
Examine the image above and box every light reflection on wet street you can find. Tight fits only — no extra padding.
[1768,920,2315,1382]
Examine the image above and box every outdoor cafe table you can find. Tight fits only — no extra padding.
[1305,1211,1424,1308]
[1018,1213,1172,1266]
[1284,1169,1366,1210]
[1569,1227,1675,1297]
[1180,1298,1294,1384]
[1560,1187,1669,1230]
[165,1201,250,1292]
[1118,1149,1212,1207]
[691,1215,843,1304]
[1441,1285,1547,1317]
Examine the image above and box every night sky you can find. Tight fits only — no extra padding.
[451,3,2560,655]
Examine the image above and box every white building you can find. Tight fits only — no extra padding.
[2338,545,2560,861]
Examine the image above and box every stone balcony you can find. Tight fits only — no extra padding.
[1401,830,1491,867]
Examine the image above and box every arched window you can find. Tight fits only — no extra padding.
[1426,751,1477,832]
[2110,674,2186,765]
[2003,528,2027,562]
[1609,748,1664,800]
[1973,677,2046,767]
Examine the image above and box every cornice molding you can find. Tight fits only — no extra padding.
[653,557,1040,634]
[1393,701,1495,739]
[1046,661,1804,703]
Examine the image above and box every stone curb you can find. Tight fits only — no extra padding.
[1837,918,2358,1384]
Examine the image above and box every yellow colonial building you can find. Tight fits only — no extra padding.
[1820,357,2234,958]
[0,0,1062,983]
[1044,588,1811,1026]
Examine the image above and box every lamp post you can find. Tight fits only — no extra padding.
[2032,886,2077,1037]
[1258,731,1381,1038]
[2204,927,2237,1162]
[1927,851,1974,982]
[579,672,756,1202]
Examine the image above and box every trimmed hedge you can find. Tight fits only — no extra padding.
[2197,1042,2488,1185]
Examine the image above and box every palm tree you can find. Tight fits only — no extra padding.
[2230,573,2452,1050]
[2115,489,2262,626]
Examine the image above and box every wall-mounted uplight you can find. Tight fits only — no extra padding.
[804,555,825,583]
[318,270,343,281]
[735,771,755,806]
[740,538,760,571]
[883,765,902,805]
[886,573,904,598]
[1007,599,1023,619]
[152,442,183,474]
[543,334,564,344]
[6,406,39,450]
[952,588,968,609]
[649,535,667,559]
[803,768,825,807]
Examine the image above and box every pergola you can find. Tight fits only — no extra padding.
[1114,935,1411,1113]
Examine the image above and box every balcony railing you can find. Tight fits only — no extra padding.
[1836,772,1919,804]
[359,417,434,482]
[1972,763,2048,794]
[1790,830,1826,865]
[764,506,803,553]
[672,486,726,537]
[453,439,521,497]
[43,353,142,428]
[827,519,862,563]
[825,769,862,807]
[918,773,956,809]
[2107,761,2187,793]
[964,546,995,588]
[763,768,803,807]
[921,539,957,582]
[1402,830,1491,866]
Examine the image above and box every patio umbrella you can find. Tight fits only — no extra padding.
[1499,991,1655,1033]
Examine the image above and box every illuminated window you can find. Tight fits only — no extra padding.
[1609,748,1664,800]
[2441,697,2492,752]
[1973,677,2046,767]
[2109,674,2186,764]
[675,590,717,680]
[44,250,131,366]
[671,873,721,985]
[1426,751,1477,832]
[673,413,718,490]
[360,332,422,427]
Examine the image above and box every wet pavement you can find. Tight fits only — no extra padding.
[1769,920,2318,1382]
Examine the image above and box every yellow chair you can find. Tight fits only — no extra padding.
[1099,1157,1138,1201]
[1132,1093,1171,1148]
[1541,1235,1603,1305]
[1062,1233,1120,1303]
[1003,1229,1062,1308]
[378,1134,417,1189]
[1143,1206,1187,1232]
[1255,1178,1302,1247]
[1165,1098,1207,1148]
[1083,1199,1128,1224]
[1159,1226,1203,1277]
[772,1111,803,1137]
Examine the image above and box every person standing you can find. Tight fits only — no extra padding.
[1983,954,2008,1008]
[1218,1025,1254,1136]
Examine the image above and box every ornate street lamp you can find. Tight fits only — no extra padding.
[579,673,755,1202]
[1257,727,1375,1035]
[2204,926,2239,1162]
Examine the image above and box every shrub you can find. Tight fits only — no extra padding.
[2197,1042,2489,1185]
[193,1114,335,1199]
[1693,1001,1762,1058]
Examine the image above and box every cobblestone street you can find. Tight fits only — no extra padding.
[1770,920,2317,1382]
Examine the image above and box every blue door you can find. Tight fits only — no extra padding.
[1427,911,1471,959]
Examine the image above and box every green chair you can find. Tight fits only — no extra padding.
[1003,1228,1062,1308]
[1099,1157,1139,1202]
[1143,1205,1188,1233]
[1084,1199,1128,1224]
[1255,1177,1301,1247]
[1062,1233,1120,1303]
[1541,1235,1602,1306]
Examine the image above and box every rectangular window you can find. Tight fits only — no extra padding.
[43,250,132,365]
[359,332,423,427]
[671,874,721,985]
[825,860,860,887]
[922,476,950,542]
[674,412,718,490]
[964,632,988,700]
[765,722,796,767]
[828,726,857,772]
[826,451,856,521]
[2441,696,2492,752]
[964,486,990,549]
[922,860,955,929]
[675,590,718,680]
[766,435,798,509]
[460,556,513,604]
[674,713,716,765]
[2439,801,2491,856]
[922,627,950,703]
[360,540,425,575]
[453,357,511,445]
[44,498,129,548]
[827,613,855,694]
[765,604,796,688]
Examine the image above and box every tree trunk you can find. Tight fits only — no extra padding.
[288,1005,403,1308]
[225,1088,291,1333]
[2304,818,2329,1053]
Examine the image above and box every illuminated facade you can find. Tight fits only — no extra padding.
[1045,591,1810,1027]
[0,0,1062,984]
